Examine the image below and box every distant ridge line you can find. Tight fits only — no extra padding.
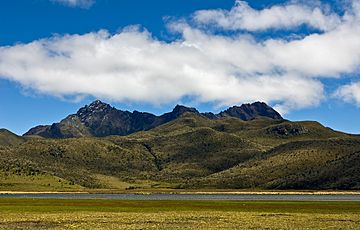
[24,100,283,138]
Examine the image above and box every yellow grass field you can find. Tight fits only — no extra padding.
[0,199,359,229]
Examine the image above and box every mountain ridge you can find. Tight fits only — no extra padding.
[24,100,283,138]
[0,102,359,191]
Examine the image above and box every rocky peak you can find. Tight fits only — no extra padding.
[220,102,283,121]
[23,101,283,138]
[88,100,111,111]
[171,105,199,116]
[151,104,199,127]
[76,100,113,122]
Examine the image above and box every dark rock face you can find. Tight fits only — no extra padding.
[219,102,282,121]
[26,124,63,138]
[201,112,218,119]
[151,105,200,127]
[266,124,308,137]
[25,125,51,137]
[24,100,283,138]
[76,100,134,136]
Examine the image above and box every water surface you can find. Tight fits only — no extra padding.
[1,193,360,201]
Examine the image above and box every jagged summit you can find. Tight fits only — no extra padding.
[219,102,283,121]
[164,105,199,119]
[76,100,114,123]
[172,105,198,114]
[80,100,111,112]
[24,101,283,138]
[85,100,111,111]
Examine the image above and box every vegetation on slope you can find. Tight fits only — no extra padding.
[197,139,360,189]
[0,110,359,190]
[0,129,24,148]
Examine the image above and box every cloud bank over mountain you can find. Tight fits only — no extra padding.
[1,0,360,113]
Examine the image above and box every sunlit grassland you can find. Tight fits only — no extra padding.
[0,199,359,229]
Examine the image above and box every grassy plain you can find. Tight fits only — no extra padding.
[0,198,359,229]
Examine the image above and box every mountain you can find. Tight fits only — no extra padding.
[3,100,359,191]
[218,102,282,120]
[24,100,283,138]
[2,109,358,191]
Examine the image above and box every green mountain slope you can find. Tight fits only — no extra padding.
[198,138,360,189]
[0,105,359,191]
[0,129,24,147]
[0,130,82,191]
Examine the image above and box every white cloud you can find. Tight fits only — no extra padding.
[0,27,326,113]
[334,82,360,106]
[193,0,341,31]
[1,1,360,113]
[51,0,94,9]
[265,25,360,77]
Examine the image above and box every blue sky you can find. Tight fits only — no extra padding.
[1,0,360,135]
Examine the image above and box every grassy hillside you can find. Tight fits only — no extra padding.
[0,138,159,189]
[0,113,359,191]
[0,129,24,148]
[197,138,360,189]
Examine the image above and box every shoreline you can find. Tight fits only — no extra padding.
[0,191,89,194]
[1,190,360,195]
